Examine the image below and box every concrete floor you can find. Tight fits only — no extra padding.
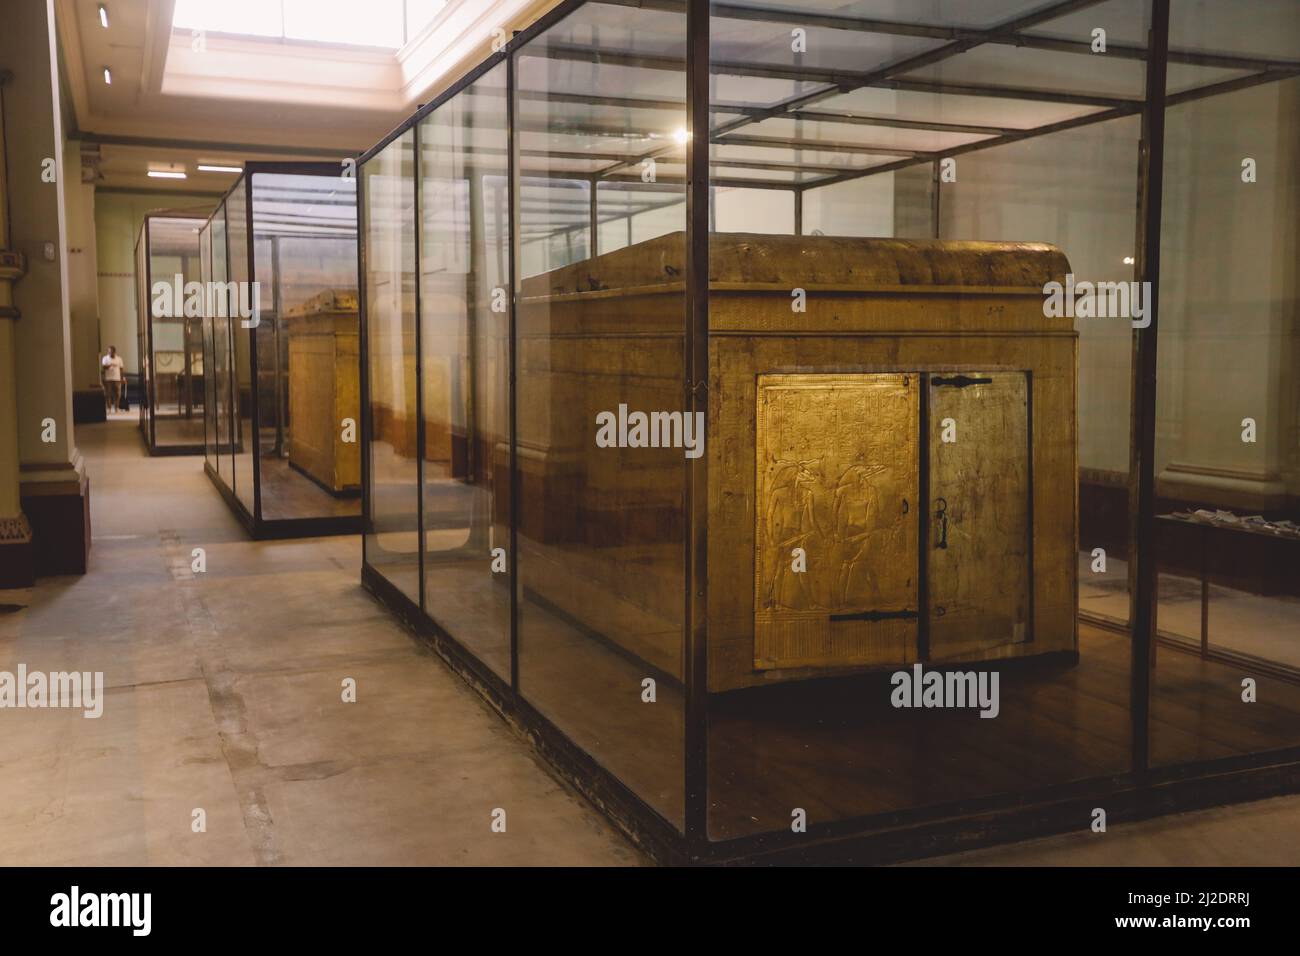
[2,414,1298,866]
[0,415,640,866]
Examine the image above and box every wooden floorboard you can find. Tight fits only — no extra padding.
[401,550,1300,842]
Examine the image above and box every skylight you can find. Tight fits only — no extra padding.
[172,0,446,51]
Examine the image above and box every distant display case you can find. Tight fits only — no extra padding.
[135,212,208,454]
[357,0,1300,864]
[199,162,361,538]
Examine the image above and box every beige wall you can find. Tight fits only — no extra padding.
[1158,77,1300,506]
[938,116,1141,477]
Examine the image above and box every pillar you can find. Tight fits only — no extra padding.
[0,0,91,588]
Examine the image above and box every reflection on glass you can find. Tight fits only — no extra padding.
[199,169,361,530]
[703,0,1135,841]
[251,172,361,523]
[211,208,232,480]
[514,3,687,830]
[418,66,512,679]
[227,184,256,514]
[1152,1,1300,765]
[199,221,215,466]
[134,234,148,433]
[364,132,421,602]
[134,216,206,451]
[351,0,1300,856]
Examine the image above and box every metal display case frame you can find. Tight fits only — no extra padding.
[134,210,209,456]
[200,161,363,539]
[356,0,1300,864]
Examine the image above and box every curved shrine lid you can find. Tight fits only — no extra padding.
[520,232,1072,298]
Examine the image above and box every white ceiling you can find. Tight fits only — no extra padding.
[55,0,549,191]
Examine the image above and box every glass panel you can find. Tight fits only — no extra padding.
[211,206,231,482]
[937,121,1140,631]
[514,1,687,830]
[251,171,361,523]
[518,179,591,276]
[595,182,685,256]
[418,65,512,680]
[134,232,148,433]
[811,88,1109,133]
[200,221,215,466]
[1023,0,1151,47]
[1151,0,1300,765]
[228,183,256,515]
[714,187,794,232]
[364,132,421,603]
[1167,0,1300,61]
[718,0,1051,29]
[145,217,205,450]
[704,0,1137,841]
[711,13,946,74]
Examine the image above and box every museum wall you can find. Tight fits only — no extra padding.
[802,172,898,238]
[1158,77,1300,512]
[94,190,215,377]
[937,115,1140,481]
[714,187,793,234]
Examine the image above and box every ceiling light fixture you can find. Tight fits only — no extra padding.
[673,127,690,145]
[147,170,187,180]
[197,164,243,174]
[102,67,112,85]
[98,5,109,29]
[1123,256,1135,265]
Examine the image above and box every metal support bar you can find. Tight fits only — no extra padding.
[588,174,599,257]
[589,0,1112,182]
[506,51,520,695]
[1128,0,1170,776]
[684,0,710,850]
[600,0,1300,73]
[930,158,940,238]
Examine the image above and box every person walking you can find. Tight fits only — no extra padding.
[101,345,125,413]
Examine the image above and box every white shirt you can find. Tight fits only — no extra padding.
[102,354,124,382]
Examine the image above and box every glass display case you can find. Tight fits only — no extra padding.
[134,212,208,454]
[357,0,1300,864]
[200,162,362,538]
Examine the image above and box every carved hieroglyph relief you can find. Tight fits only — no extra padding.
[755,374,919,670]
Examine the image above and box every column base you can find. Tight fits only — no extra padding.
[73,388,108,423]
[0,514,35,589]
[20,465,91,576]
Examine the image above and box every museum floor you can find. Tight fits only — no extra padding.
[2,413,1300,866]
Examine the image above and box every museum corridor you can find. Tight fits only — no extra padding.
[0,0,1296,883]
[0,414,1296,866]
